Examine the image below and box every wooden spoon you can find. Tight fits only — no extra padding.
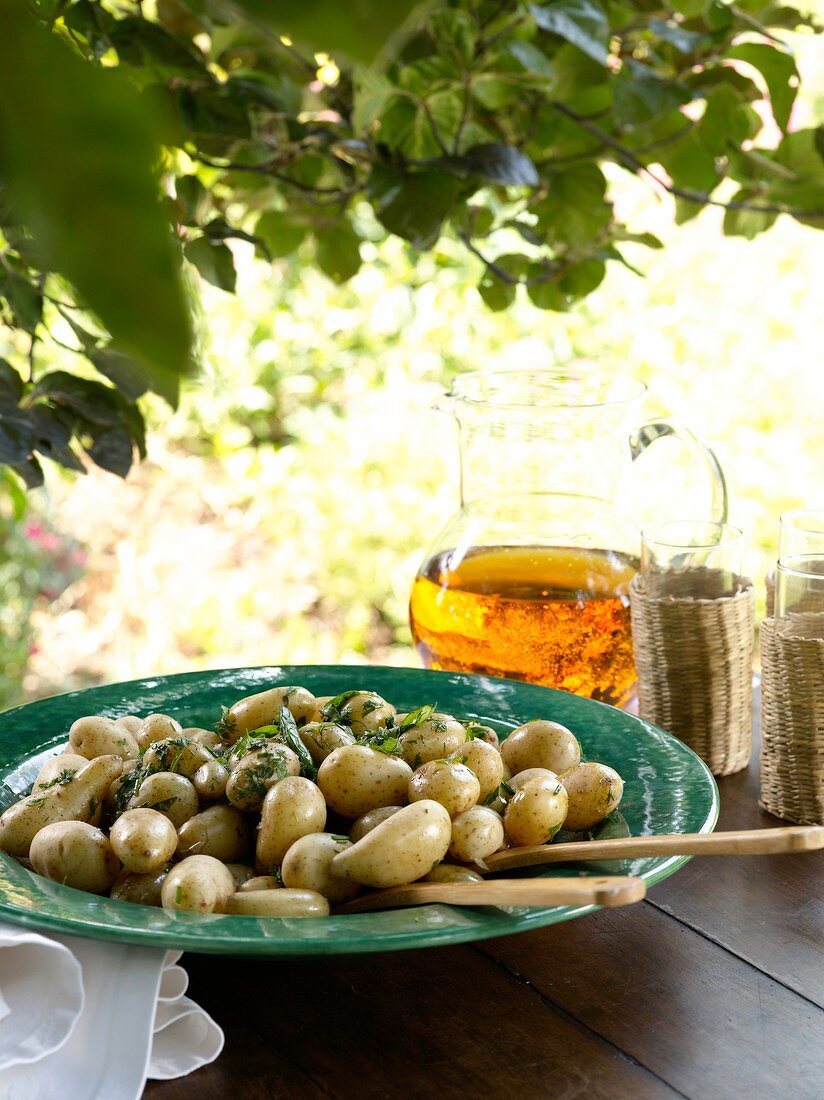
[335,874,646,914]
[479,824,824,874]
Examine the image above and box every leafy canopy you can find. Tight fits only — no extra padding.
[0,0,822,486]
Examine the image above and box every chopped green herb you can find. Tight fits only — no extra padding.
[249,707,317,780]
[330,834,349,845]
[148,797,177,813]
[175,885,184,904]
[320,689,364,724]
[27,796,47,807]
[399,704,437,732]
[500,780,516,798]
[215,706,236,740]
[482,788,499,806]
[359,728,404,756]
[359,697,383,717]
[36,768,77,791]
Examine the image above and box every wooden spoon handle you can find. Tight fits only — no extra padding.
[335,875,646,914]
[481,824,824,874]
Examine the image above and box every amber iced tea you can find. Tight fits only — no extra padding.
[409,545,638,707]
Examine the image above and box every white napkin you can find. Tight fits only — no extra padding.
[0,924,223,1099]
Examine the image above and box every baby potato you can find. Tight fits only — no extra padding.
[225,863,256,889]
[408,760,480,817]
[142,737,214,780]
[560,762,624,832]
[238,875,280,892]
[0,755,122,858]
[226,889,329,917]
[192,759,229,802]
[399,714,467,767]
[333,800,451,889]
[177,804,252,862]
[110,808,178,874]
[69,715,139,761]
[161,855,236,913]
[226,745,300,812]
[30,821,120,895]
[447,740,504,802]
[115,716,143,736]
[104,760,140,812]
[424,864,485,884]
[317,745,412,819]
[299,722,357,765]
[509,767,558,792]
[281,833,360,904]
[135,714,183,751]
[221,685,316,742]
[307,696,333,723]
[255,777,327,872]
[466,723,500,748]
[110,869,167,906]
[448,806,505,863]
[337,692,396,735]
[500,720,581,776]
[129,772,199,828]
[349,805,403,843]
[182,727,224,749]
[33,753,88,792]
[503,775,569,847]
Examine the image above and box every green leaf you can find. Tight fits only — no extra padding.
[176,175,210,225]
[530,0,610,66]
[526,273,569,310]
[0,360,24,404]
[1,272,42,331]
[0,412,35,465]
[184,237,237,292]
[661,135,720,191]
[35,372,122,426]
[368,166,461,250]
[726,43,798,133]
[534,164,611,245]
[1,466,28,518]
[478,272,517,311]
[430,9,477,66]
[315,221,362,284]
[614,60,692,127]
[86,427,134,478]
[0,4,192,389]
[435,144,540,186]
[230,0,424,65]
[507,40,555,78]
[698,85,753,155]
[647,18,708,53]
[90,348,151,402]
[723,191,778,239]
[255,211,309,259]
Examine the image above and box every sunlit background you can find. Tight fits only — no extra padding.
[2,24,823,711]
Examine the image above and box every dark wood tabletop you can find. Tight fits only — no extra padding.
[145,725,824,1100]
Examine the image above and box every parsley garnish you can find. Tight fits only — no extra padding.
[359,697,383,717]
[500,780,516,797]
[398,704,437,732]
[148,797,177,813]
[320,690,364,725]
[36,768,76,791]
[249,707,317,780]
[215,706,236,740]
[359,728,404,756]
[175,885,184,904]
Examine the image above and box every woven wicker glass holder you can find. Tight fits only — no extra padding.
[759,615,824,824]
[630,572,754,776]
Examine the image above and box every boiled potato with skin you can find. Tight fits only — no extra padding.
[182,727,224,749]
[161,855,235,913]
[33,753,88,792]
[226,745,300,812]
[221,686,315,742]
[399,714,467,767]
[225,863,256,889]
[142,737,214,780]
[69,715,139,761]
[349,805,402,843]
[408,760,480,817]
[333,800,451,889]
[226,889,329,917]
[281,833,360,904]
[30,821,120,895]
[255,777,327,872]
[337,692,396,735]
[115,716,143,736]
[299,722,356,765]
[560,762,624,832]
[424,864,484,884]
[465,723,499,748]
[448,806,505,863]
[104,760,140,811]
[177,804,252,862]
[135,714,183,751]
[318,745,412,819]
[500,720,580,776]
[447,740,504,802]
[129,772,199,828]
[192,759,229,802]
[307,696,333,723]
[110,869,167,906]
[503,775,569,847]
[0,755,122,857]
[238,875,280,892]
[509,767,558,792]
[110,808,178,873]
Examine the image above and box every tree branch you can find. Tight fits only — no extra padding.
[550,101,824,220]
[189,153,357,206]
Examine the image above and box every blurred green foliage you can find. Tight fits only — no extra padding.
[1,0,823,490]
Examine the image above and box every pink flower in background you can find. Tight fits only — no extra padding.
[24,522,45,541]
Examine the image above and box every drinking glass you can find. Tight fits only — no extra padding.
[774,509,824,628]
[641,521,743,598]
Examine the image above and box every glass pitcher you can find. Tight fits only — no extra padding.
[408,369,728,708]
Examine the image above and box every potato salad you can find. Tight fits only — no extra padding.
[0,686,624,917]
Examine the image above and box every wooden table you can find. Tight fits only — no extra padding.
[146,727,824,1100]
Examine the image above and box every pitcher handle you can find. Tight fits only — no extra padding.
[629,420,728,524]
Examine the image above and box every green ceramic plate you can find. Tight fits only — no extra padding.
[0,665,718,956]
